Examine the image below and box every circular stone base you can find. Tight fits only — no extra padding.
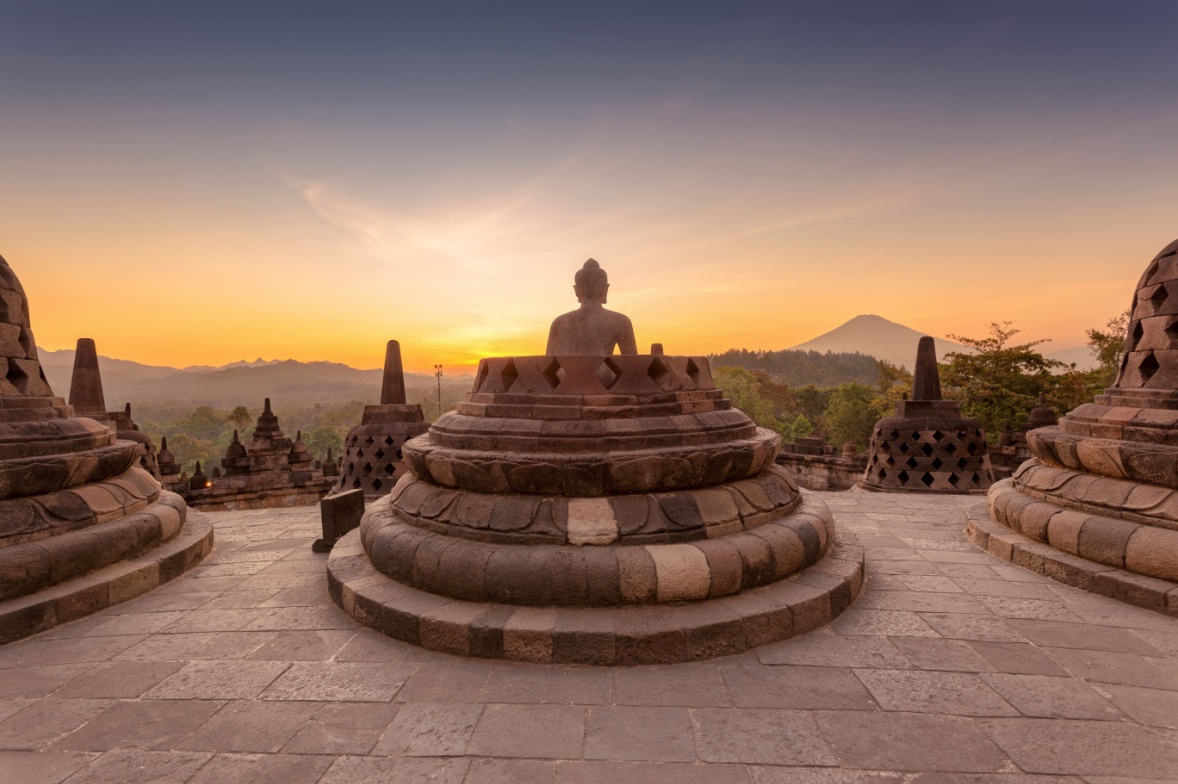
[327,530,864,664]
[0,508,214,644]
[964,504,1178,617]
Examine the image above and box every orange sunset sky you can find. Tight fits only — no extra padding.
[2,3,1176,376]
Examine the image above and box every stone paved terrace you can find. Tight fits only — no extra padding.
[2,492,1178,783]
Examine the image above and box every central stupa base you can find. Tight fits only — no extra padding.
[327,521,863,665]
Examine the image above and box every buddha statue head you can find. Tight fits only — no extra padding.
[574,259,609,305]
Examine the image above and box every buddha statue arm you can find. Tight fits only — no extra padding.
[617,316,638,355]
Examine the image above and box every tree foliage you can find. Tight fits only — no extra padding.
[1086,309,1130,388]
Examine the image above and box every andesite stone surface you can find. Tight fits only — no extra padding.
[329,259,861,663]
[978,237,1178,611]
[860,336,994,494]
[0,254,208,643]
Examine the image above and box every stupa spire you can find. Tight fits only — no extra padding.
[380,340,407,405]
[912,337,942,401]
[68,338,107,415]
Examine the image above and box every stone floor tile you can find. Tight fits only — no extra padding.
[61,749,212,784]
[951,579,1061,601]
[395,661,492,703]
[723,665,878,710]
[1043,648,1178,690]
[107,591,219,614]
[467,705,586,759]
[980,674,1121,720]
[479,666,613,705]
[257,588,331,607]
[282,702,401,755]
[862,560,943,576]
[895,575,964,593]
[752,769,905,783]
[918,613,1024,642]
[1008,620,1165,656]
[467,758,558,784]
[1097,683,1178,729]
[0,699,112,751]
[854,670,1017,717]
[0,698,34,722]
[52,661,187,699]
[241,607,357,631]
[920,549,1001,565]
[197,590,282,610]
[0,664,97,699]
[907,775,1082,783]
[980,718,1178,777]
[691,707,836,765]
[815,711,1010,772]
[966,642,1069,676]
[333,628,414,663]
[143,660,291,700]
[0,750,97,784]
[84,612,192,638]
[260,661,410,701]
[976,598,1083,623]
[175,700,320,753]
[889,638,997,672]
[614,664,731,707]
[830,610,940,638]
[52,699,225,751]
[757,631,912,669]
[162,609,268,634]
[559,760,750,783]
[319,755,470,784]
[245,630,356,661]
[583,706,695,762]
[371,702,482,756]
[0,636,145,670]
[858,592,988,614]
[1128,627,1178,657]
[186,752,335,784]
[153,575,247,594]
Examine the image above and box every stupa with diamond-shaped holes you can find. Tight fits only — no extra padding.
[859,336,994,494]
[326,259,863,665]
[0,254,209,643]
[336,340,430,498]
[972,238,1178,614]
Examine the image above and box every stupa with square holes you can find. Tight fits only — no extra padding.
[970,238,1178,615]
[327,259,863,664]
[859,336,994,494]
[0,254,210,643]
[336,340,430,499]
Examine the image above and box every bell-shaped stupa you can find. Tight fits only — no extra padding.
[326,259,862,665]
[335,340,430,498]
[975,239,1178,613]
[0,255,209,643]
[859,337,994,493]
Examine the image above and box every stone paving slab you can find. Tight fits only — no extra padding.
[0,492,1177,781]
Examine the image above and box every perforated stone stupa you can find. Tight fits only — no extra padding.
[860,336,994,494]
[327,259,862,665]
[336,340,430,498]
[0,255,209,643]
[974,238,1178,614]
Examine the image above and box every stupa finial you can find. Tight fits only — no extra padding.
[380,340,407,405]
[912,337,943,401]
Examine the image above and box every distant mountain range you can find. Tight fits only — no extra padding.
[789,314,1095,371]
[36,348,472,410]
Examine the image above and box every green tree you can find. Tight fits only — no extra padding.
[941,322,1061,436]
[228,405,252,433]
[714,366,783,433]
[1086,308,1131,387]
[303,425,344,460]
[785,414,814,441]
[823,382,886,449]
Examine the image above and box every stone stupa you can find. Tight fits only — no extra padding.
[859,336,994,494]
[327,259,862,664]
[68,337,161,478]
[973,238,1178,614]
[0,255,210,643]
[336,340,430,498]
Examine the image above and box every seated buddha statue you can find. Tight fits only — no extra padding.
[545,259,638,356]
